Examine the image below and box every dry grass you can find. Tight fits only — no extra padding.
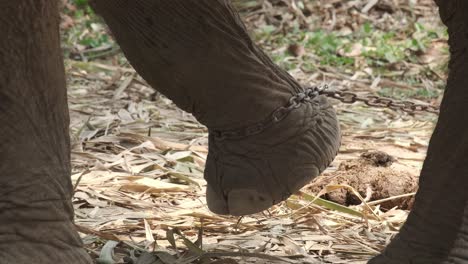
[64,0,446,263]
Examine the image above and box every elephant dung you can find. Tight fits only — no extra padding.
[309,151,418,210]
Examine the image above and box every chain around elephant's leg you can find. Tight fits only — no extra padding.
[91,0,341,216]
[0,1,92,263]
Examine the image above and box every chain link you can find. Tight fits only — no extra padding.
[211,87,320,140]
[211,85,439,141]
[311,85,440,115]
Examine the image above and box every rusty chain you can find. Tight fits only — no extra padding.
[212,85,439,140]
[310,85,440,115]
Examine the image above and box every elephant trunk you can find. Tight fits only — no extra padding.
[92,0,341,215]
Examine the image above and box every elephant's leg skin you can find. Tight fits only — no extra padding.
[91,0,341,216]
[0,1,91,263]
[369,1,468,263]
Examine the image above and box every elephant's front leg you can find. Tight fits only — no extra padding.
[91,0,341,216]
[370,1,468,263]
[0,1,92,263]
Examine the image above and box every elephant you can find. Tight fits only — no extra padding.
[0,0,464,263]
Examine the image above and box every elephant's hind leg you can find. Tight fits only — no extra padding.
[369,1,468,263]
[0,1,91,263]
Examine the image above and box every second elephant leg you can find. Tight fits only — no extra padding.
[370,1,468,263]
[0,1,91,263]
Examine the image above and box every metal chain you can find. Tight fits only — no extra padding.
[211,85,439,140]
[311,85,440,115]
[211,87,320,140]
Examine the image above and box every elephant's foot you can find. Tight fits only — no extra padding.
[0,182,92,264]
[205,95,341,215]
[92,0,341,216]
[0,224,91,264]
[369,200,468,264]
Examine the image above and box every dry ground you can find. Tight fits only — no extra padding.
[62,1,446,263]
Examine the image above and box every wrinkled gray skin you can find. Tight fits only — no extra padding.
[0,0,465,263]
[90,0,341,216]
